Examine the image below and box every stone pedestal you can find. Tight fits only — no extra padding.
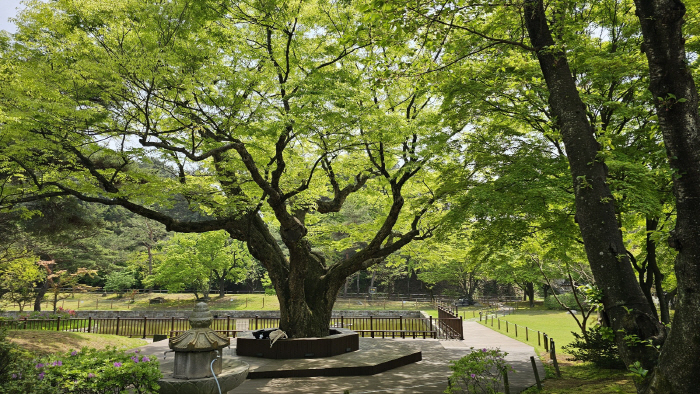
[173,350,222,379]
[159,358,248,394]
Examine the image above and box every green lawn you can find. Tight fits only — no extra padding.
[521,360,636,394]
[6,330,147,356]
[8,292,479,314]
[478,306,596,352]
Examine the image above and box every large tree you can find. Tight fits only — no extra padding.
[632,0,700,391]
[0,0,450,337]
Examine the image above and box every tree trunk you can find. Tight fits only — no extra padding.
[33,280,49,312]
[633,1,700,392]
[526,282,535,307]
[219,275,226,298]
[523,0,665,377]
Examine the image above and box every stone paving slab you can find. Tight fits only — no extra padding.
[134,320,544,394]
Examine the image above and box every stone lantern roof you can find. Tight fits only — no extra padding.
[169,302,230,352]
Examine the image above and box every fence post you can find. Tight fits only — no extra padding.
[551,339,561,377]
[227,316,231,336]
[506,320,508,333]
[88,316,92,333]
[370,315,374,338]
[56,317,61,331]
[543,333,549,351]
[498,318,500,330]
[255,315,259,330]
[170,317,175,337]
[538,330,541,346]
[429,316,434,338]
[502,367,510,394]
[116,317,120,336]
[530,356,542,389]
[399,315,403,331]
[515,324,517,337]
[142,316,147,339]
[341,315,344,328]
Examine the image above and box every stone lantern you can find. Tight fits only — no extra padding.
[168,302,230,379]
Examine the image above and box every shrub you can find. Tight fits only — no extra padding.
[19,307,77,320]
[563,325,625,369]
[446,347,513,394]
[544,293,588,310]
[1,346,162,393]
[0,329,25,385]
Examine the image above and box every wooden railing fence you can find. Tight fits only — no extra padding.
[0,315,464,341]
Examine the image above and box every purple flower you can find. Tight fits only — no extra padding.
[134,349,141,353]
[131,356,139,363]
[87,373,95,378]
[143,356,150,362]
[470,373,476,379]
[113,362,122,367]
[35,363,44,369]
[50,360,63,367]
[482,348,487,352]
[71,350,78,356]
[38,372,45,380]
[11,373,17,379]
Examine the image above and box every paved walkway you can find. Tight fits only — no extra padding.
[139,320,544,394]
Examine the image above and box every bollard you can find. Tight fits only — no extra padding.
[502,366,510,394]
[551,339,561,377]
[530,356,542,390]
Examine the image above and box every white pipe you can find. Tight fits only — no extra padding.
[210,355,222,394]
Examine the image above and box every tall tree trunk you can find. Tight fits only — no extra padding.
[526,282,535,308]
[219,275,226,298]
[633,1,700,392]
[523,0,665,377]
[33,280,49,312]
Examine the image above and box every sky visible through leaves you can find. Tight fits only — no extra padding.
[1,0,26,34]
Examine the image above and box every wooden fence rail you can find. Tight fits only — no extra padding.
[0,315,463,340]
[437,305,464,340]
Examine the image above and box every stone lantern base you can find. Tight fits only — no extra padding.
[173,350,222,379]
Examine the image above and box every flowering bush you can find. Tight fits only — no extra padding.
[446,347,513,394]
[19,307,77,320]
[1,346,161,394]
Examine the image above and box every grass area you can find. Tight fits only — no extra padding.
[478,306,595,350]
[521,353,636,394]
[5,330,147,356]
[4,292,486,314]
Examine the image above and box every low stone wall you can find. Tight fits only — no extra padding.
[0,309,422,319]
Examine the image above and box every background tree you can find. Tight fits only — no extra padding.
[0,253,43,312]
[103,270,138,296]
[146,231,250,300]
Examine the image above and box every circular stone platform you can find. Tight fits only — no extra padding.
[158,358,249,394]
[236,328,359,359]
